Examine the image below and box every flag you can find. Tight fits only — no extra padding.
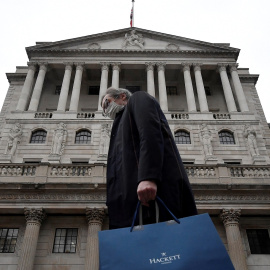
[130,7,133,27]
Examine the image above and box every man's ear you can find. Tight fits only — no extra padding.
[121,93,127,100]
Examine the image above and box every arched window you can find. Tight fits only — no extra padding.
[219,130,235,144]
[174,130,191,144]
[75,130,91,144]
[30,129,47,144]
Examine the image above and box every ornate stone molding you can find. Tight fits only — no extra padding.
[156,62,166,72]
[182,62,192,71]
[27,62,37,71]
[86,207,106,225]
[217,63,228,72]
[24,208,46,225]
[63,62,73,71]
[88,43,101,50]
[100,62,110,71]
[229,63,239,72]
[220,209,241,226]
[74,62,85,71]
[145,62,155,71]
[38,62,48,72]
[193,63,202,72]
[166,43,179,51]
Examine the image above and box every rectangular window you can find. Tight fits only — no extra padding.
[204,86,211,96]
[53,228,78,253]
[166,86,177,95]
[88,86,100,95]
[55,85,61,95]
[246,229,270,254]
[0,228,19,253]
[126,86,140,93]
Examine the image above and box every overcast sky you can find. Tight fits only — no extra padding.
[1,0,269,122]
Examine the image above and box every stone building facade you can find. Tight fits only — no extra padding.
[0,27,269,270]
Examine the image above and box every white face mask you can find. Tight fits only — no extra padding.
[104,101,125,120]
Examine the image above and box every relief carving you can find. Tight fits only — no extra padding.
[243,125,260,156]
[99,124,111,157]
[4,123,23,156]
[122,30,144,50]
[50,122,67,156]
[200,124,214,157]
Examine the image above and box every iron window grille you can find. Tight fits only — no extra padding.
[246,229,270,254]
[30,130,47,144]
[75,130,91,144]
[53,228,78,253]
[55,85,61,95]
[174,130,191,144]
[166,86,178,95]
[0,228,19,253]
[219,131,235,144]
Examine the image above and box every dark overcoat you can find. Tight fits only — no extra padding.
[106,91,197,228]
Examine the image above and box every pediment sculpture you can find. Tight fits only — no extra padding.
[122,30,145,50]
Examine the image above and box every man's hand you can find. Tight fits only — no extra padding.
[137,181,157,206]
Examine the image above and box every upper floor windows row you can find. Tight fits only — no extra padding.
[30,129,91,144]
[174,130,235,145]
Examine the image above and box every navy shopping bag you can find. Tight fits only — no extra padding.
[99,197,235,270]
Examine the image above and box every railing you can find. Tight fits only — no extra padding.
[171,113,189,119]
[0,165,36,176]
[185,166,216,177]
[230,166,270,177]
[213,113,231,119]
[35,112,53,118]
[77,113,95,119]
[50,165,92,176]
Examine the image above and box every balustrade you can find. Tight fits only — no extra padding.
[77,112,95,119]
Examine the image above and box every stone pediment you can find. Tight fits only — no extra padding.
[26,27,239,59]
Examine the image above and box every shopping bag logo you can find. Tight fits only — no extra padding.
[149,252,181,265]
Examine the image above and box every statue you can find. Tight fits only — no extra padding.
[50,123,67,156]
[200,124,213,157]
[122,30,144,50]
[243,125,259,156]
[4,123,22,156]
[99,124,111,157]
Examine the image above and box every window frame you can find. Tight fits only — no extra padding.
[218,130,235,145]
[174,130,191,144]
[0,228,19,253]
[30,129,47,144]
[75,129,91,144]
[246,229,270,255]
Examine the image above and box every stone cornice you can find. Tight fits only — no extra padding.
[239,75,259,85]
[6,73,27,83]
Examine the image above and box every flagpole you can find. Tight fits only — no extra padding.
[132,0,135,27]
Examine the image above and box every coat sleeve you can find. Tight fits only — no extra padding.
[128,91,164,184]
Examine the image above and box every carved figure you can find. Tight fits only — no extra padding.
[50,123,67,156]
[99,124,111,156]
[243,125,259,156]
[200,124,213,156]
[122,30,144,50]
[4,123,22,156]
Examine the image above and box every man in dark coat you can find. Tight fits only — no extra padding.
[102,88,197,229]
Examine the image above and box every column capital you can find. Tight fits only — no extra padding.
[111,62,121,71]
[27,62,37,71]
[220,208,241,226]
[156,62,166,72]
[38,62,48,71]
[24,208,46,225]
[217,63,228,72]
[74,62,85,71]
[181,62,192,71]
[63,62,73,68]
[145,62,155,71]
[86,207,106,226]
[100,62,110,71]
[229,63,239,72]
[193,63,203,72]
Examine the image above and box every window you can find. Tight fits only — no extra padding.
[55,85,61,95]
[75,130,91,144]
[174,130,191,144]
[0,228,19,253]
[219,130,235,144]
[166,86,177,95]
[88,86,100,95]
[126,86,140,93]
[246,229,270,254]
[53,228,78,253]
[204,86,211,96]
[30,130,47,144]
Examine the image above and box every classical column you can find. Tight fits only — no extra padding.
[16,62,37,111]
[229,64,249,112]
[17,208,46,270]
[182,63,196,112]
[217,64,237,113]
[85,208,106,270]
[193,63,209,112]
[57,62,73,111]
[156,62,168,111]
[69,62,84,111]
[145,62,155,97]
[28,63,48,111]
[111,62,121,88]
[98,63,110,111]
[220,209,248,270]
